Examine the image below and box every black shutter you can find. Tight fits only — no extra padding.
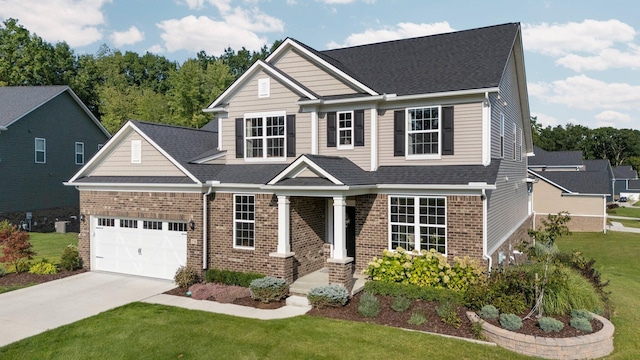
[286,114,296,157]
[235,118,243,158]
[394,110,405,157]
[442,106,454,155]
[327,112,337,147]
[354,110,365,146]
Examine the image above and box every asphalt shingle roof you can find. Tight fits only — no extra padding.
[529,146,583,167]
[0,86,69,127]
[308,23,519,96]
[375,160,502,185]
[613,165,638,179]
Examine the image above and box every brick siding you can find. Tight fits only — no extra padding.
[491,214,533,267]
[289,196,326,278]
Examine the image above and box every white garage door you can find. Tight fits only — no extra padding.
[92,217,187,280]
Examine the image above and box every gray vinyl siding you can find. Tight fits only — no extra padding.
[0,92,108,212]
[318,109,371,170]
[272,49,359,96]
[377,101,484,166]
[90,131,185,177]
[486,51,529,254]
[222,70,311,164]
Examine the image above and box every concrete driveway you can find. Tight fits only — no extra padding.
[0,272,175,347]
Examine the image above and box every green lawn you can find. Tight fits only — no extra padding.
[557,231,640,359]
[607,206,640,218]
[614,219,640,228]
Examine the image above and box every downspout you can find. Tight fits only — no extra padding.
[202,183,215,269]
[481,189,492,275]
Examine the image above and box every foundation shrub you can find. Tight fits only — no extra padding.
[29,260,58,275]
[364,281,462,304]
[357,291,380,318]
[570,317,593,332]
[307,284,349,308]
[174,266,200,288]
[479,304,499,320]
[249,277,288,303]
[59,244,82,271]
[391,296,411,312]
[570,309,593,321]
[538,317,564,333]
[499,313,523,331]
[436,300,461,328]
[364,248,482,292]
[205,268,264,287]
[0,267,5,277]
[408,312,427,325]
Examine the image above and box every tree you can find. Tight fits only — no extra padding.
[0,220,35,273]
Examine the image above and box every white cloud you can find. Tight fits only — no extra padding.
[147,44,165,54]
[0,0,110,47]
[109,26,144,47]
[531,112,560,128]
[529,75,640,111]
[556,44,640,72]
[594,110,632,128]
[523,19,636,57]
[327,21,455,48]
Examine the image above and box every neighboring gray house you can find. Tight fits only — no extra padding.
[67,23,533,287]
[613,165,639,200]
[0,86,110,227]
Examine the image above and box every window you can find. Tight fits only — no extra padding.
[407,106,440,157]
[513,123,517,161]
[131,140,141,163]
[520,128,524,162]
[168,222,187,232]
[245,113,285,159]
[389,196,446,254]
[258,78,270,98]
[75,142,85,165]
[35,138,46,163]
[143,220,162,230]
[97,218,115,227]
[500,113,505,158]
[234,195,255,248]
[337,111,353,148]
[120,219,138,228]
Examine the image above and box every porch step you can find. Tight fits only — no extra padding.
[286,295,310,307]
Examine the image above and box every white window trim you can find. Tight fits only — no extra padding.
[233,194,256,250]
[513,123,517,161]
[131,139,142,164]
[520,128,524,162]
[75,142,85,165]
[35,138,46,164]
[243,111,287,162]
[405,106,442,160]
[258,78,270,98]
[97,144,104,150]
[388,195,447,255]
[337,110,354,150]
[500,113,505,159]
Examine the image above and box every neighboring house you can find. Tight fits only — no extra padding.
[613,165,639,200]
[528,146,613,232]
[0,86,110,228]
[66,23,533,288]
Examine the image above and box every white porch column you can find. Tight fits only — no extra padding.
[333,196,347,259]
[277,195,291,254]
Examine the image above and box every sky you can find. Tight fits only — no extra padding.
[0,0,639,131]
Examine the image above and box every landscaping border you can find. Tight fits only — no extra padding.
[466,312,614,359]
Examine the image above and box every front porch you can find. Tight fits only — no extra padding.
[289,267,368,296]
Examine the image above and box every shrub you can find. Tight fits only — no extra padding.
[59,245,82,271]
[364,279,463,304]
[570,317,593,332]
[357,292,380,318]
[499,313,523,331]
[29,259,58,275]
[479,305,499,320]
[542,266,604,316]
[307,284,349,308]
[204,268,264,287]
[570,309,594,321]
[538,317,564,333]
[436,301,461,328]
[249,277,288,303]
[0,267,5,277]
[471,321,485,340]
[174,266,199,288]
[391,296,411,312]
[363,248,482,292]
[0,222,35,273]
[407,312,427,325]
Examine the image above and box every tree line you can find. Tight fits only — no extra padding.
[0,18,281,134]
[531,117,640,171]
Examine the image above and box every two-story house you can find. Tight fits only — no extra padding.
[66,23,533,289]
[0,86,110,229]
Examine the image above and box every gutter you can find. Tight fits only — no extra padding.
[0,125,7,131]
[202,181,218,269]
[481,189,492,275]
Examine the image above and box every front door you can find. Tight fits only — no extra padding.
[346,206,356,262]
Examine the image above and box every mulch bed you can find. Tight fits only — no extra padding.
[0,269,86,287]
[164,286,286,309]
[483,313,603,338]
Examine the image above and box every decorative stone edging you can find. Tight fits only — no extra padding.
[466,312,614,360]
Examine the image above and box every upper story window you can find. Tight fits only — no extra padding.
[258,78,270,98]
[245,112,285,160]
[500,113,505,159]
[35,138,46,164]
[337,111,353,149]
[75,142,85,165]
[407,106,440,157]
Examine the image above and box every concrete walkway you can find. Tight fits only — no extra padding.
[0,272,175,347]
[609,221,640,233]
